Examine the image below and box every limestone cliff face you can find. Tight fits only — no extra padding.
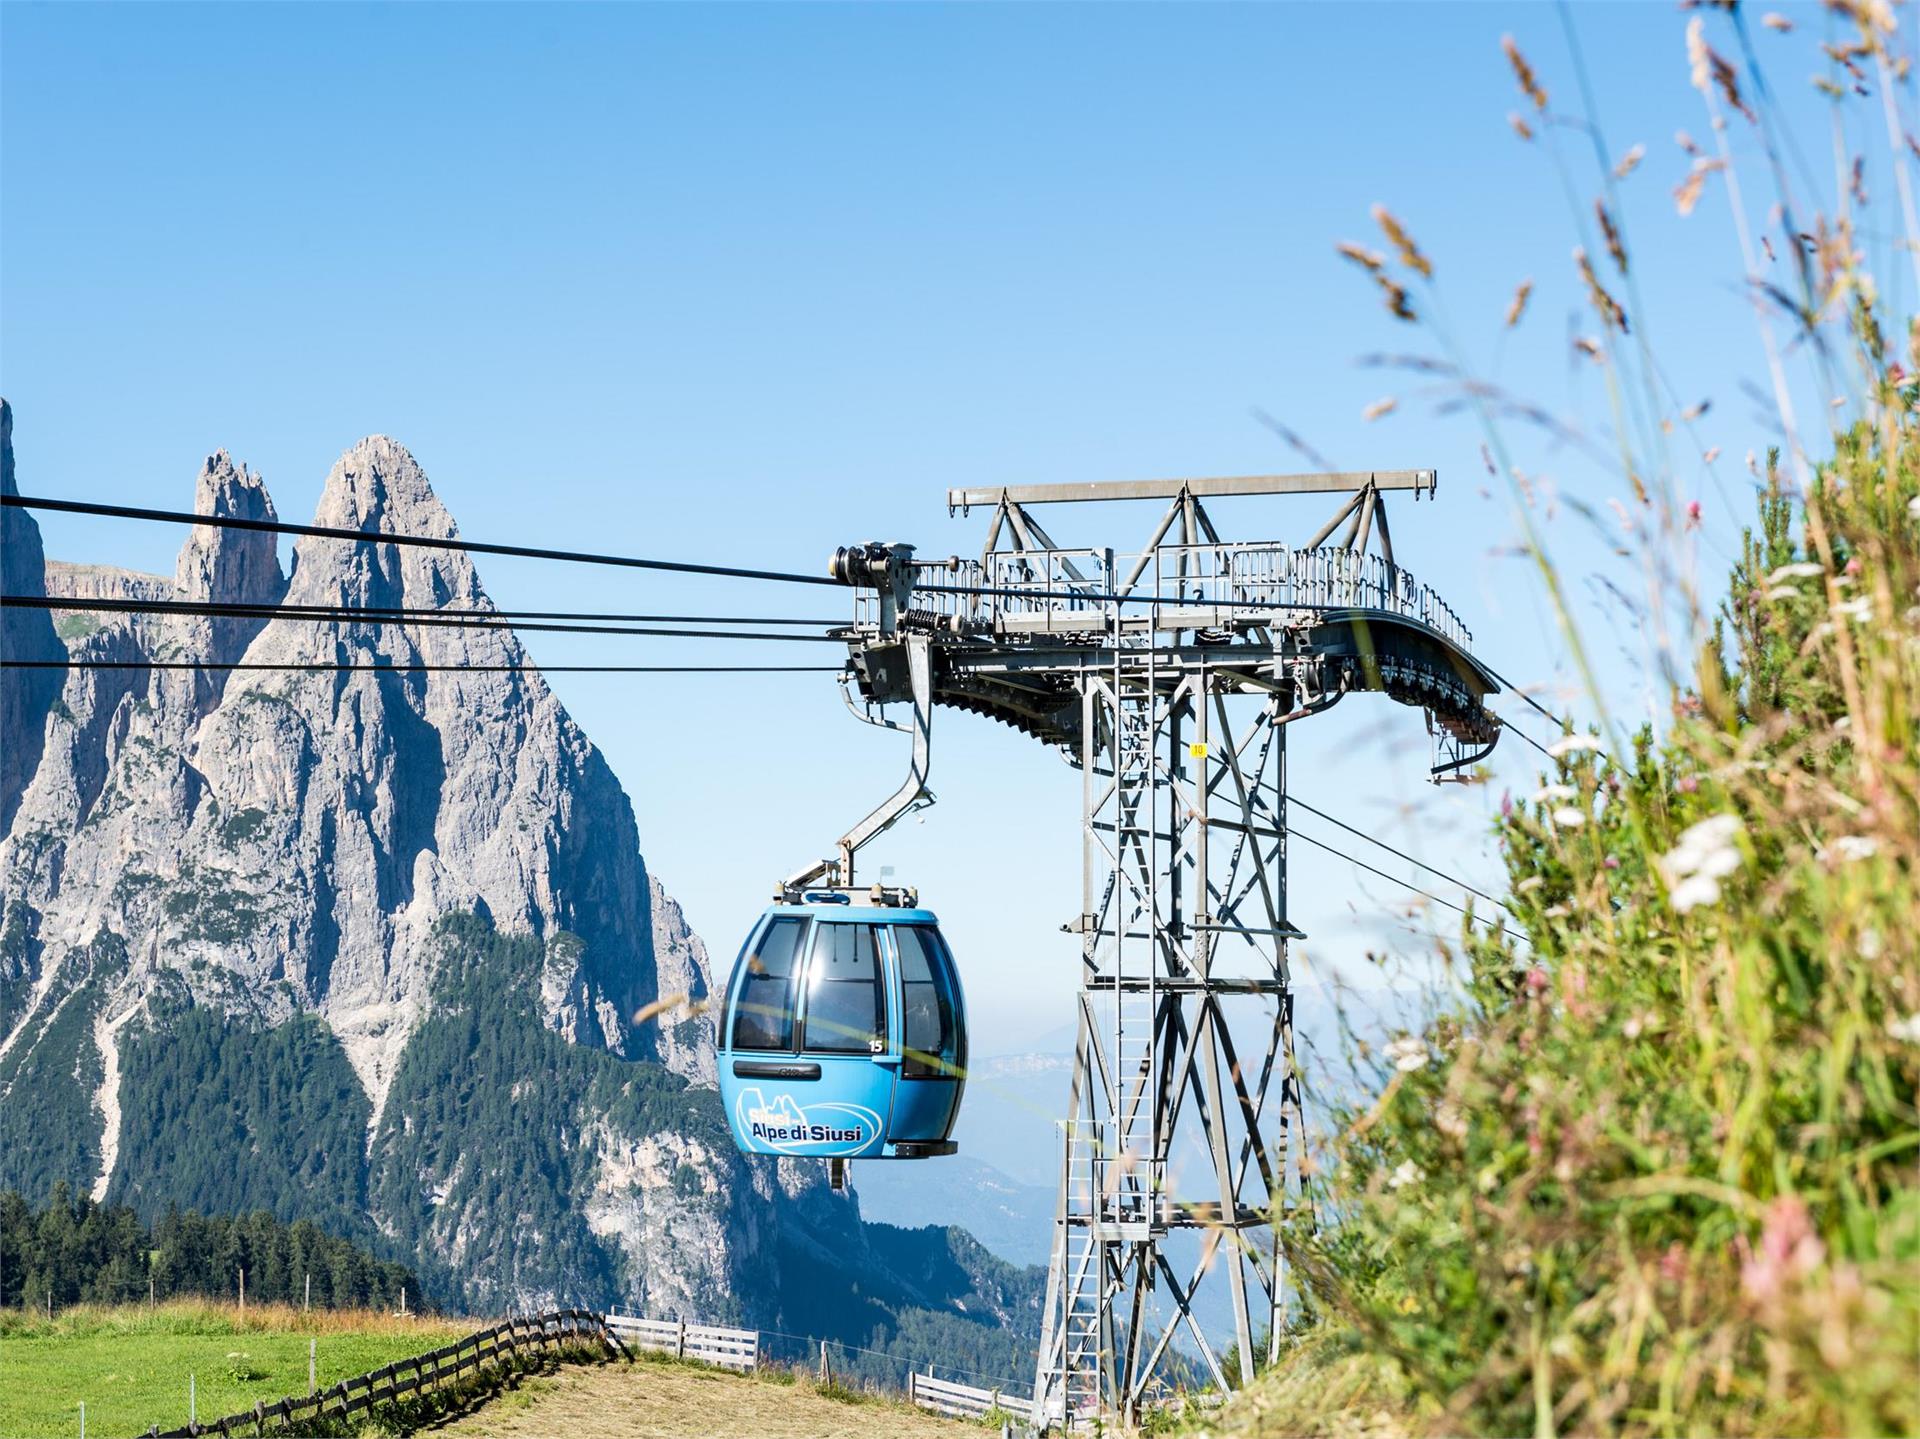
[0,401,65,837]
[0,414,1044,1365]
[0,419,717,1186]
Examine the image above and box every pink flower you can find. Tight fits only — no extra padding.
[1677,775,1700,793]
[1739,1195,1826,1308]
[1845,556,1862,576]
[1500,790,1514,819]
[1523,967,1550,994]
[1659,1243,1688,1285]
[1604,854,1621,870]
[1685,499,1703,528]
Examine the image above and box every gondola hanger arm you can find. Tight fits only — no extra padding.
[780,632,933,902]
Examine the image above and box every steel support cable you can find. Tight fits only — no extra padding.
[757,1328,1027,1392]
[1283,791,1514,915]
[0,594,838,627]
[3,491,1487,623]
[3,492,844,588]
[1498,719,1557,760]
[1476,658,1571,729]
[1,595,838,644]
[1284,822,1530,945]
[4,595,1587,762]
[9,492,1577,753]
[0,660,838,674]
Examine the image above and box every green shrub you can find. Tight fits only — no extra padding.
[1240,10,1920,1438]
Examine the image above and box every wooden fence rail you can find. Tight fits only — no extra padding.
[604,1311,758,1370]
[908,1370,1035,1423]
[138,1308,610,1439]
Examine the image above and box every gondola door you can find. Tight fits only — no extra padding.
[787,918,895,1156]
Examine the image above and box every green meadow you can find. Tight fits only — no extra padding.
[0,1302,466,1438]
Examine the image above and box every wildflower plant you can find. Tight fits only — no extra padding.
[1257,6,1920,1437]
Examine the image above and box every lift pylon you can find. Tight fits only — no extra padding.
[827,472,1499,1426]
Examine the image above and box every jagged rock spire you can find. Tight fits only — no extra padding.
[0,399,65,836]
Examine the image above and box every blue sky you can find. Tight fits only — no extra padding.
[4,2,1900,1047]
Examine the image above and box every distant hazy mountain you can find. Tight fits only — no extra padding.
[0,401,1040,1374]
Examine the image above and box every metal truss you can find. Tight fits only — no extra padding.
[828,471,1499,1427]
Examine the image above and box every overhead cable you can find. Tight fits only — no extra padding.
[1497,719,1557,760]
[4,597,837,625]
[0,492,1486,624]
[1285,791,1514,914]
[3,492,844,589]
[1284,822,1529,946]
[0,660,839,674]
[2,594,838,644]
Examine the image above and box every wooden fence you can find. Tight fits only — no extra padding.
[130,1305,1035,1437]
[604,1310,758,1370]
[908,1370,1035,1422]
[138,1308,611,1438]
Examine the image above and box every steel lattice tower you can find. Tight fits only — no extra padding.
[824,471,1499,1427]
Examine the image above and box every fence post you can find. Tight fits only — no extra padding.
[238,1266,244,1313]
[819,1340,832,1384]
[303,1273,310,1313]
[309,1338,316,1394]
[189,1373,196,1429]
[676,1318,686,1359]
[908,1372,916,1408]
[77,1400,84,1439]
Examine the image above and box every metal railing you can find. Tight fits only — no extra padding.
[868,543,1472,650]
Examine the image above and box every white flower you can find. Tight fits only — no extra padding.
[1659,813,1743,912]
[1768,562,1825,582]
[1819,834,1879,862]
[1387,1160,1424,1190]
[1434,1101,1468,1139]
[1385,1036,1430,1073]
[1764,584,1801,602]
[1833,597,1872,623]
[1692,844,1741,880]
[1551,807,1586,828]
[1685,814,1742,848]
[1532,783,1577,803]
[1669,873,1722,913]
[1908,494,1920,521]
[1548,733,1603,758]
[1860,928,1883,960]
[1888,1013,1920,1044]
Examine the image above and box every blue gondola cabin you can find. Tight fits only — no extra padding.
[716,903,966,1160]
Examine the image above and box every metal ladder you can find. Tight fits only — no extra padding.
[1108,615,1161,1233]
[1059,1118,1105,1426]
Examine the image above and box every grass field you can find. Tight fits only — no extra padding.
[0,1301,468,1438]
[437,1350,978,1439]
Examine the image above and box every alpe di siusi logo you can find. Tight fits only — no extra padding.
[734,1089,880,1154]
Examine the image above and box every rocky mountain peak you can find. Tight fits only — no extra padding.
[169,452,286,706]
[0,398,65,834]
[289,437,478,618]
[174,450,283,606]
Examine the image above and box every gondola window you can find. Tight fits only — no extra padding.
[803,922,886,1053]
[895,925,961,1078]
[730,915,809,1050]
